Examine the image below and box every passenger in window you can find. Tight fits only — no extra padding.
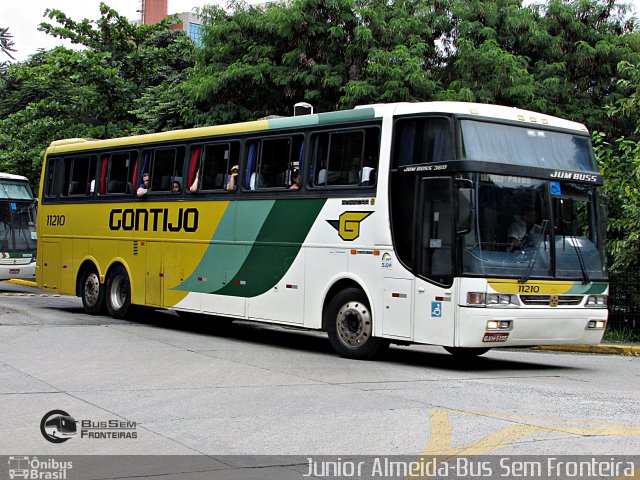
[257,163,272,188]
[508,207,541,250]
[172,180,181,193]
[348,157,362,184]
[189,170,199,193]
[136,173,150,198]
[226,165,239,191]
[290,169,301,190]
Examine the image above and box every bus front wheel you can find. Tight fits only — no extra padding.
[325,287,389,359]
[79,267,104,315]
[105,265,132,319]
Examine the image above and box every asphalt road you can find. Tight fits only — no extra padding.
[1,281,639,466]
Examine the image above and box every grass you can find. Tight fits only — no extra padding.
[603,326,640,343]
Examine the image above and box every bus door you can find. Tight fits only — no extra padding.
[412,177,457,346]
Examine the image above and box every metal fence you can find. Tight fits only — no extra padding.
[607,270,640,334]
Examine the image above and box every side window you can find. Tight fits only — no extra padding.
[62,156,98,197]
[102,151,138,195]
[392,117,453,168]
[311,127,379,187]
[245,136,304,190]
[145,147,185,193]
[44,158,62,199]
[189,142,240,192]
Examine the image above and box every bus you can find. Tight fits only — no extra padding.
[36,102,608,358]
[0,172,37,281]
[44,414,77,438]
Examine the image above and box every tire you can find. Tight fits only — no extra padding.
[443,346,491,358]
[325,287,389,359]
[79,266,105,315]
[105,265,132,319]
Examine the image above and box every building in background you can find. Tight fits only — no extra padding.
[140,0,203,45]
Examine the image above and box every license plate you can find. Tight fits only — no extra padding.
[483,332,509,343]
[9,269,20,275]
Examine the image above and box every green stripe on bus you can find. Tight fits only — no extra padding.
[567,282,608,295]
[213,198,326,297]
[267,108,376,130]
[175,200,274,293]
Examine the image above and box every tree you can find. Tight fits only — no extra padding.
[0,3,195,188]
[1,26,16,72]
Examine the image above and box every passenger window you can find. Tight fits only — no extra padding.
[44,158,62,199]
[189,142,240,192]
[311,128,379,187]
[61,156,97,197]
[392,117,453,168]
[100,152,138,195]
[141,147,185,194]
[245,136,304,190]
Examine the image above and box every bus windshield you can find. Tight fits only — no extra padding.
[462,174,606,280]
[0,201,37,252]
[460,120,597,172]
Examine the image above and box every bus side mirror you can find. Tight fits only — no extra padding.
[456,181,473,235]
[598,195,608,249]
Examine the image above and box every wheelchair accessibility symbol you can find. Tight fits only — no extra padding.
[431,301,442,318]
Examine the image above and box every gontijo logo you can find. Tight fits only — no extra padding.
[327,211,373,241]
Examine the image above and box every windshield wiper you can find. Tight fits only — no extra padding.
[566,234,590,284]
[519,219,549,283]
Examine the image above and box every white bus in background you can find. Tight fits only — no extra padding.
[0,172,37,280]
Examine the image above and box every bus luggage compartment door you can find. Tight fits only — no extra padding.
[41,240,60,291]
[382,277,412,338]
[145,241,163,307]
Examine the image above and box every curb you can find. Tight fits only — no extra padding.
[534,344,640,356]
[2,279,37,287]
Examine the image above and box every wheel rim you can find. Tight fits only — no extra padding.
[109,275,127,310]
[335,301,372,348]
[83,272,100,307]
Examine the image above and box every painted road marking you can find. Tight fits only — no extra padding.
[422,409,640,456]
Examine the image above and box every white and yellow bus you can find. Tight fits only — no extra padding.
[0,172,37,281]
[36,102,608,358]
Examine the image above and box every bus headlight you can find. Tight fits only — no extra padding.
[487,320,512,330]
[467,293,518,307]
[467,292,485,305]
[587,320,606,329]
[586,295,607,308]
[486,294,518,306]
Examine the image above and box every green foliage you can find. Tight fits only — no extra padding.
[0,4,194,191]
[593,132,640,272]
[1,26,16,73]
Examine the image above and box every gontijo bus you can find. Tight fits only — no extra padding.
[36,102,608,358]
[0,172,37,280]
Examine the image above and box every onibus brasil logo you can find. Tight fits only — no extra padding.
[327,211,373,241]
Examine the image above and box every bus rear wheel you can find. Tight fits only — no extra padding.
[79,267,104,315]
[443,346,491,358]
[325,287,388,359]
[105,265,132,319]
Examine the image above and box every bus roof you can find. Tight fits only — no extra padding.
[0,172,29,182]
[356,102,589,133]
[45,101,588,155]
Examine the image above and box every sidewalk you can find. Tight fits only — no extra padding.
[534,344,640,356]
